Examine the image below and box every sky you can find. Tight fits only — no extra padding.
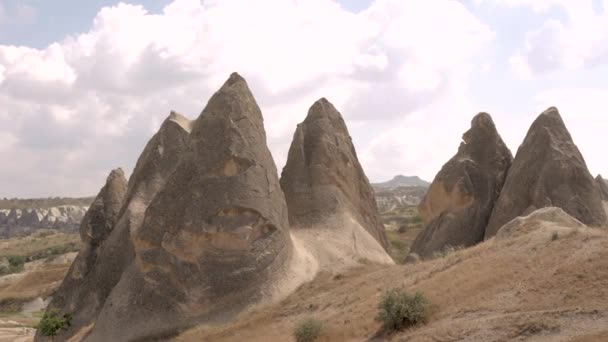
[1,0,608,197]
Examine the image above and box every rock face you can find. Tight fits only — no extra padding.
[37,169,127,341]
[37,112,191,342]
[596,175,608,201]
[485,107,607,238]
[280,98,392,268]
[410,113,513,258]
[87,73,297,341]
[495,207,585,240]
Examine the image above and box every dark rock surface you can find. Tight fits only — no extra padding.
[280,98,388,249]
[410,113,513,258]
[36,112,191,342]
[87,73,295,341]
[595,175,608,201]
[485,107,606,238]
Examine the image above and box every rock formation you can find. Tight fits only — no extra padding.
[280,98,392,268]
[409,113,513,258]
[86,73,302,341]
[0,205,88,238]
[485,107,607,238]
[37,169,127,341]
[37,112,191,342]
[495,207,585,240]
[596,175,608,201]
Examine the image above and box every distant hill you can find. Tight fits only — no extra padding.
[0,197,94,210]
[372,175,430,189]
[0,197,94,238]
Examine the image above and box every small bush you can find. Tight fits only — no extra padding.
[294,318,322,342]
[376,288,429,332]
[551,231,559,241]
[38,309,72,341]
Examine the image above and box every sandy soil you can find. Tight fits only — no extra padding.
[177,212,608,342]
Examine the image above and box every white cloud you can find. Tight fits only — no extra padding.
[495,0,608,77]
[0,0,493,196]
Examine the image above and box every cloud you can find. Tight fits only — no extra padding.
[0,0,493,197]
[491,0,608,77]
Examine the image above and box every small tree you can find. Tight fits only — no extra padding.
[293,317,323,342]
[38,309,72,342]
[376,288,429,332]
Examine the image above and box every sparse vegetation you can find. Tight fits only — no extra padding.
[432,244,464,259]
[376,288,430,332]
[0,232,80,260]
[0,255,26,276]
[293,318,322,342]
[37,309,72,341]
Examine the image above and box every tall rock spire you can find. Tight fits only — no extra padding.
[410,112,513,258]
[485,107,606,238]
[280,98,392,268]
[37,112,191,342]
[87,73,298,341]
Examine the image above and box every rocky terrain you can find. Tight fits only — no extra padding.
[0,73,602,342]
[0,205,89,238]
[176,207,608,342]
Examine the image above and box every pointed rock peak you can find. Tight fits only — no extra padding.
[484,106,606,238]
[81,168,127,245]
[412,111,512,258]
[471,112,496,130]
[531,106,567,130]
[166,110,192,133]
[308,97,339,116]
[463,112,501,145]
[595,174,608,200]
[281,99,389,250]
[304,97,347,130]
[192,72,261,131]
[228,71,245,84]
[107,168,126,182]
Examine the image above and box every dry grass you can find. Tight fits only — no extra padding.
[0,267,70,304]
[0,232,80,258]
[177,223,608,342]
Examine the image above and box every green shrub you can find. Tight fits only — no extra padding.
[294,318,322,342]
[38,309,72,341]
[376,288,429,332]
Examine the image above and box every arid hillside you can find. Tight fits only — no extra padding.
[177,209,608,342]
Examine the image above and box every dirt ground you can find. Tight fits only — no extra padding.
[177,219,608,342]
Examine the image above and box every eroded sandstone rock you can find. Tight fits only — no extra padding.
[37,112,191,342]
[485,107,607,238]
[87,73,297,341]
[409,113,513,258]
[280,98,392,268]
[596,175,608,201]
